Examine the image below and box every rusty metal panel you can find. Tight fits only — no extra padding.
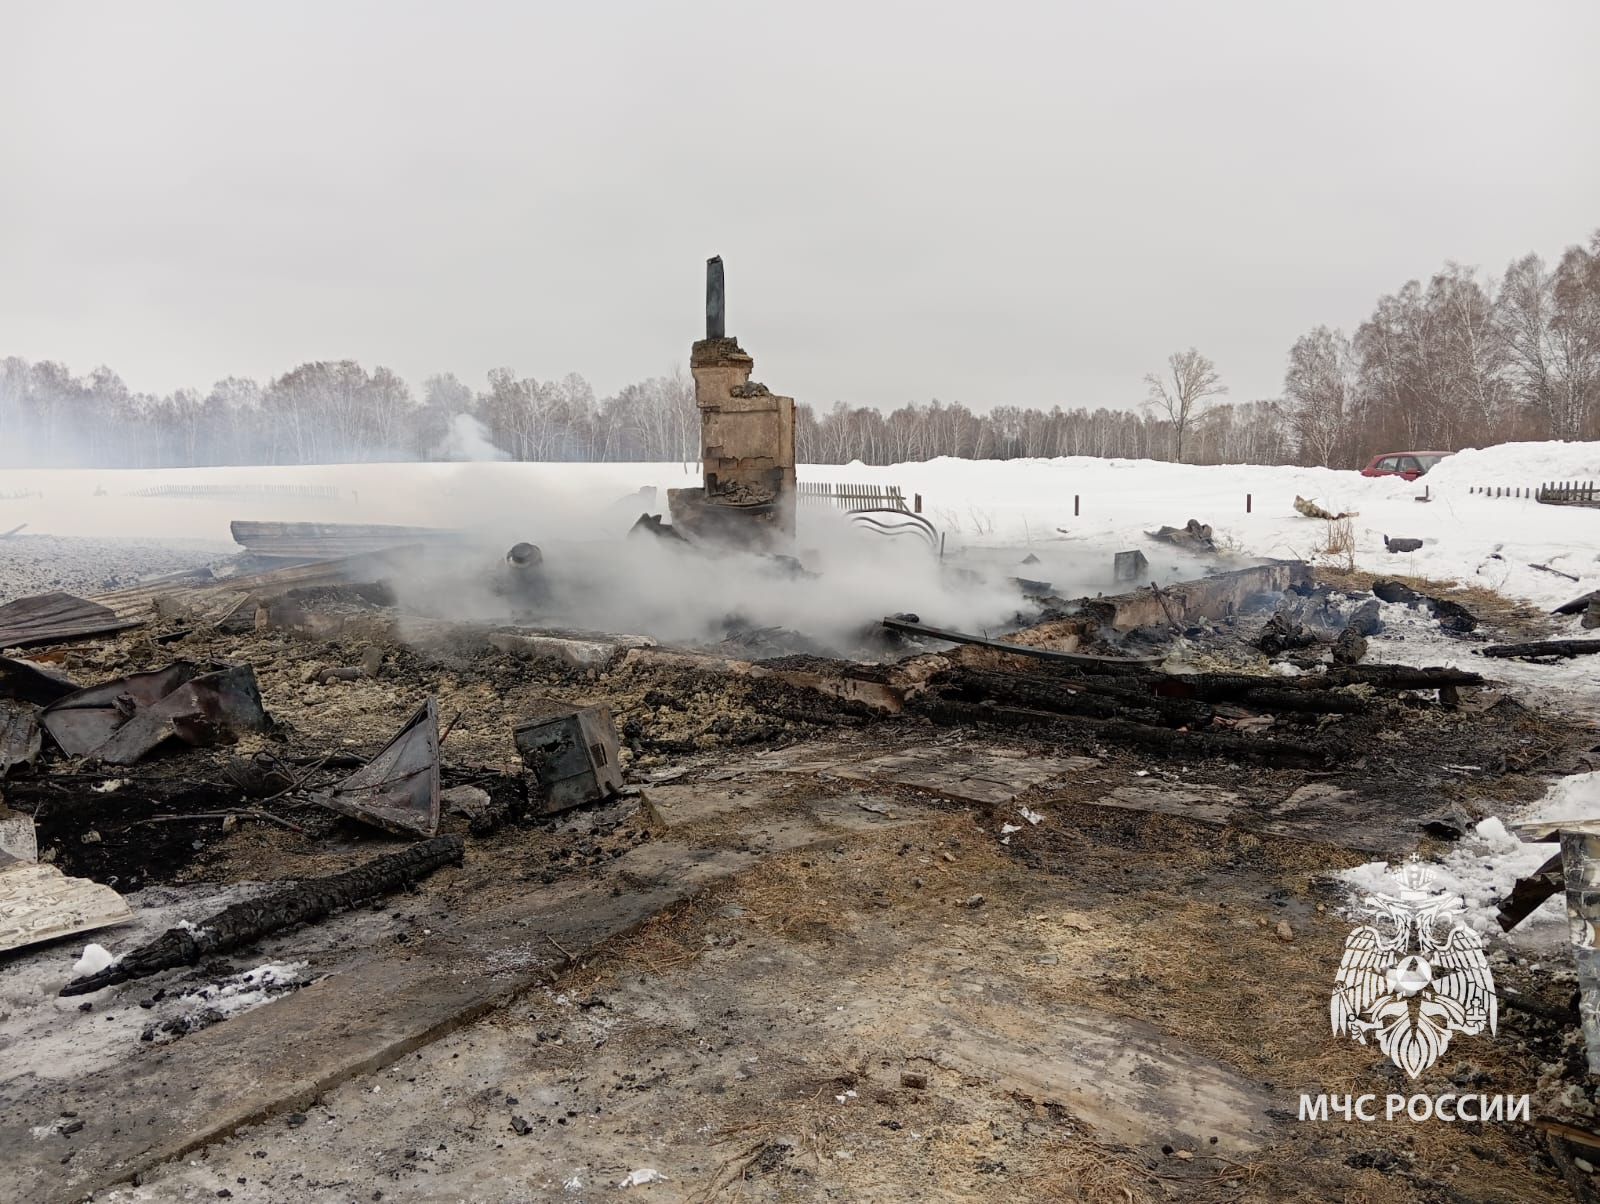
[41,662,270,765]
[514,704,622,815]
[314,698,441,837]
[0,591,141,649]
[42,663,206,757]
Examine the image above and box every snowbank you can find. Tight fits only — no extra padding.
[1427,441,1600,491]
[1,441,1595,610]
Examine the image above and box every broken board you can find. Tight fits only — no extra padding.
[0,862,132,955]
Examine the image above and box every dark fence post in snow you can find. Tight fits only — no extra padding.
[1074,494,1080,517]
[1246,493,1252,513]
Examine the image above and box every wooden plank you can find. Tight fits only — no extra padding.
[0,592,142,649]
[0,862,133,955]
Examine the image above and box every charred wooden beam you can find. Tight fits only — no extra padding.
[881,616,1163,668]
[60,835,464,995]
[1498,851,1565,932]
[919,697,1330,768]
[1482,639,1600,661]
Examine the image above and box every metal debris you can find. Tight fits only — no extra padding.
[515,704,623,815]
[228,520,460,560]
[1113,550,1149,582]
[0,814,132,955]
[0,591,140,649]
[42,662,270,765]
[313,698,441,837]
[0,654,80,705]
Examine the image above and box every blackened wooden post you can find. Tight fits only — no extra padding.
[914,493,922,513]
[1074,494,1080,516]
[705,256,725,340]
[1246,493,1252,513]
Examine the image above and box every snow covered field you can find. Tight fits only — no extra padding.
[2,440,1597,609]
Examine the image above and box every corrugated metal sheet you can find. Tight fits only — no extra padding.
[0,592,141,649]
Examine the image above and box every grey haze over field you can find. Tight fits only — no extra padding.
[4,0,1597,410]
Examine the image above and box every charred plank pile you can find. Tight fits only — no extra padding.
[910,657,1484,768]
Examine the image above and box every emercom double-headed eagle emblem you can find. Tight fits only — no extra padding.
[1331,855,1497,1079]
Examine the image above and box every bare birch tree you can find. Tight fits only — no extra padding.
[1144,348,1227,461]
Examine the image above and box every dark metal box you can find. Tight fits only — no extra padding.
[514,704,622,815]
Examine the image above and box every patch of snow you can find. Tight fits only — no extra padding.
[1019,807,1043,826]
[72,943,118,976]
[1339,773,1600,947]
[618,1168,666,1188]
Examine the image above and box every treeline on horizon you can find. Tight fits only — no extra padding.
[2,229,1596,471]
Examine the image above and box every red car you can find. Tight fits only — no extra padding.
[1360,451,1453,481]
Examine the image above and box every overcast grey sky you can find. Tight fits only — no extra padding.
[4,1,1597,411]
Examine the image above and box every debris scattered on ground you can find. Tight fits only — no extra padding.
[1482,639,1600,662]
[618,1168,666,1188]
[0,590,140,648]
[42,661,270,765]
[1383,535,1423,553]
[1145,518,1216,551]
[0,858,132,955]
[1294,496,1358,521]
[516,703,623,814]
[60,835,463,995]
[1113,549,1148,581]
[311,698,441,836]
[1373,578,1479,632]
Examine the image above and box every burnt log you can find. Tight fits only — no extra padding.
[919,697,1330,768]
[1331,627,1368,666]
[938,668,1213,728]
[1481,639,1600,661]
[60,835,463,996]
[1320,664,1483,689]
[1554,590,1600,616]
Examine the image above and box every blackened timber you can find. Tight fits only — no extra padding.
[1481,639,1600,661]
[60,835,464,995]
[920,698,1330,768]
[880,616,1164,668]
[1497,852,1566,932]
